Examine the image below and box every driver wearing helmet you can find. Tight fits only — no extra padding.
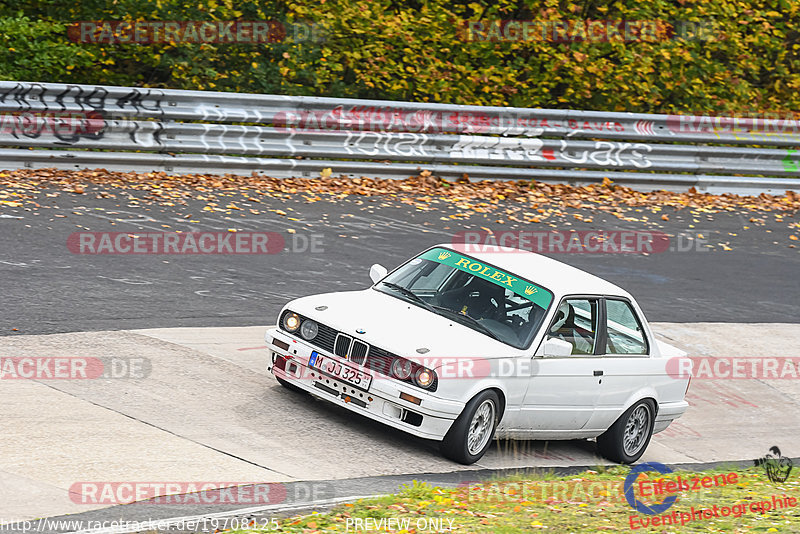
[549,302,594,354]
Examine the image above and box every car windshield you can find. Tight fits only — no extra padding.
[374,247,553,349]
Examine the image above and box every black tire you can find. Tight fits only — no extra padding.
[440,390,500,464]
[276,376,304,394]
[597,399,655,464]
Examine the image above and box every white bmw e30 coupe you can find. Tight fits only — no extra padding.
[266,244,691,465]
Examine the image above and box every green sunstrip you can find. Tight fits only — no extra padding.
[420,248,552,308]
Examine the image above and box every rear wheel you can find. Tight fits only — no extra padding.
[440,390,499,464]
[597,399,654,463]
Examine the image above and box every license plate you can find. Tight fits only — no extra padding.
[309,351,372,390]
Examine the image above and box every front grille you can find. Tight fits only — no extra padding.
[279,310,437,392]
[334,333,352,358]
[349,340,369,365]
[332,334,368,365]
[366,346,394,375]
[315,323,338,353]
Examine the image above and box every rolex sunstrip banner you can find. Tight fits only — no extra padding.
[420,247,553,309]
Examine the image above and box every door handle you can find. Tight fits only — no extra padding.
[593,370,603,376]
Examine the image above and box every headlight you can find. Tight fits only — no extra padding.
[300,320,318,340]
[391,358,413,380]
[414,367,435,388]
[283,312,301,332]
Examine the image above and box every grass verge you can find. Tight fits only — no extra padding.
[233,464,800,533]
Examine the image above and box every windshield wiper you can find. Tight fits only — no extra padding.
[380,282,436,313]
[430,305,501,341]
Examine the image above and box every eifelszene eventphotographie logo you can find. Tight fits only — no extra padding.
[624,462,678,515]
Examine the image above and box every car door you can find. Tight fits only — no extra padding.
[585,297,658,431]
[517,297,605,432]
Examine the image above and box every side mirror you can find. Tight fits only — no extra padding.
[536,336,573,357]
[369,264,388,284]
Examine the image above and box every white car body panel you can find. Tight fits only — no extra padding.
[266,243,691,450]
[288,289,525,364]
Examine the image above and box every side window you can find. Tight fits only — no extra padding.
[548,298,599,355]
[605,299,648,355]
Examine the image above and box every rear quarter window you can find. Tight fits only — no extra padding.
[605,299,648,355]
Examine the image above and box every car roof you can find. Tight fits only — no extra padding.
[436,243,633,299]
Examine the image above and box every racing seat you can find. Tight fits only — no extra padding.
[550,303,595,354]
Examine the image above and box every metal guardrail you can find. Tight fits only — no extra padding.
[1,80,800,195]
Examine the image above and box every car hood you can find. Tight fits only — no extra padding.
[286,289,527,363]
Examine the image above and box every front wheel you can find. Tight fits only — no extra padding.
[440,390,500,464]
[597,399,654,464]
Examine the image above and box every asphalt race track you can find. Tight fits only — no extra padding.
[1,188,798,334]
[1,184,799,530]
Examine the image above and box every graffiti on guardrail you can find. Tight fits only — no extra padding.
[313,131,658,168]
[0,82,48,113]
[1,81,800,191]
[784,149,799,172]
[343,131,432,157]
[449,136,653,168]
[449,136,547,161]
[0,82,164,119]
[556,140,653,168]
[113,88,165,118]
[0,83,168,144]
[0,112,793,178]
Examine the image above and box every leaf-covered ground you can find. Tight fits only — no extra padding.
[1,168,798,251]
[1,168,799,212]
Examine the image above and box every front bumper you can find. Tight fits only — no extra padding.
[265,328,464,441]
